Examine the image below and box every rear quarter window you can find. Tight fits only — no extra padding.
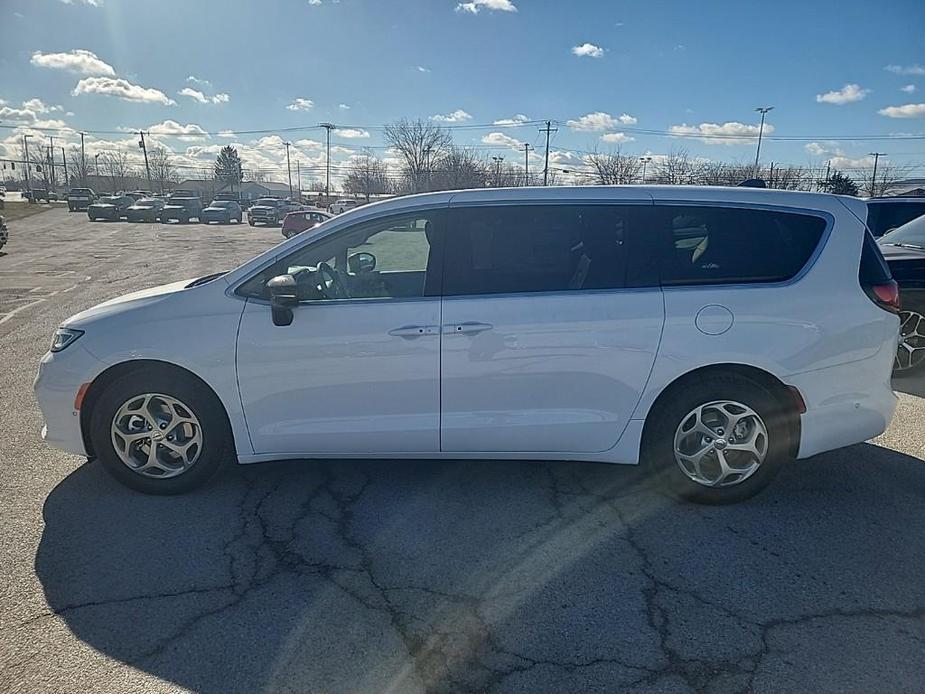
[657,205,827,286]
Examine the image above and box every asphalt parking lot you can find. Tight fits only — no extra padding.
[0,207,923,694]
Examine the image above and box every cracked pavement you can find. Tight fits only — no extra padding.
[1,209,924,693]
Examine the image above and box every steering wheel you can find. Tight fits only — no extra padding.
[316,262,348,299]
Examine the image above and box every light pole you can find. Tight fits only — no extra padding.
[522,143,533,186]
[284,141,293,199]
[320,123,335,202]
[80,132,87,186]
[22,134,33,194]
[492,156,504,187]
[753,106,774,178]
[94,153,100,178]
[639,156,652,184]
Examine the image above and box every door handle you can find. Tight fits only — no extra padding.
[388,325,438,338]
[450,322,494,335]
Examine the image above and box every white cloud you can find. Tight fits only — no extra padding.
[217,130,237,138]
[548,150,584,168]
[334,128,370,139]
[456,0,516,14]
[21,98,62,114]
[308,0,322,4]
[878,103,925,118]
[572,43,604,58]
[618,113,637,125]
[59,0,103,6]
[885,64,925,76]
[493,113,530,126]
[30,49,114,76]
[431,109,472,123]
[186,75,212,88]
[294,138,323,149]
[901,84,917,93]
[178,87,230,104]
[73,77,175,105]
[567,111,621,131]
[482,132,524,149]
[416,65,430,73]
[667,121,774,145]
[339,103,351,110]
[145,120,210,141]
[0,106,38,122]
[815,83,870,105]
[601,132,634,143]
[286,98,314,111]
[804,141,843,157]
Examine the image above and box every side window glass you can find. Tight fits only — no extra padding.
[444,205,631,296]
[659,206,827,285]
[237,212,441,301]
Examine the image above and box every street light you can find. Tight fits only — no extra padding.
[639,156,652,184]
[753,106,774,178]
[94,153,100,178]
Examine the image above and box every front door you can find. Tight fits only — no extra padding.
[439,203,664,453]
[235,209,444,455]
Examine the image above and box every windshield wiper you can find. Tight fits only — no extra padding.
[882,242,925,250]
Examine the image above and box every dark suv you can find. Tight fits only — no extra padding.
[866,197,925,237]
[160,196,203,224]
[68,188,97,212]
[87,195,132,221]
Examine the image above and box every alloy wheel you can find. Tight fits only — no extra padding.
[895,310,925,372]
[673,400,768,487]
[111,393,203,478]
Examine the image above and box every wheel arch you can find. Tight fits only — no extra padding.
[639,363,802,460]
[80,359,236,459]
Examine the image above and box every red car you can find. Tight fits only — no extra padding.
[281,209,333,239]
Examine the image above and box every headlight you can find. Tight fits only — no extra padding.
[50,328,84,353]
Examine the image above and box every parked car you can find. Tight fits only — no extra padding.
[67,188,97,212]
[160,196,203,224]
[878,214,925,375]
[247,198,286,226]
[87,195,133,221]
[212,192,241,203]
[24,188,53,203]
[34,187,900,502]
[281,209,332,238]
[125,198,166,223]
[125,190,153,202]
[866,196,925,237]
[200,201,243,224]
[0,215,7,251]
[329,198,358,215]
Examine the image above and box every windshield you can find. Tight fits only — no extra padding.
[69,189,92,195]
[879,214,925,248]
[98,196,121,203]
[210,201,233,208]
[135,198,157,206]
[254,199,279,207]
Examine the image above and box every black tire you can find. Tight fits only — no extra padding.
[642,374,791,504]
[248,220,255,227]
[89,366,233,494]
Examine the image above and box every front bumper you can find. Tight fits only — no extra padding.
[201,213,230,223]
[34,344,105,457]
[88,207,120,220]
[161,209,191,221]
[126,209,158,222]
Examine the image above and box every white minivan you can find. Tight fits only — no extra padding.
[34,186,900,503]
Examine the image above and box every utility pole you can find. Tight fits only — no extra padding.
[80,132,86,186]
[22,134,32,195]
[94,153,100,178]
[138,131,152,191]
[61,146,68,188]
[768,161,774,188]
[868,152,885,196]
[522,143,533,186]
[284,141,293,199]
[639,156,652,184]
[48,136,56,192]
[492,156,504,187]
[753,106,774,178]
[320,123,335,202]
[296,160,301,201]
[539,120,557,186]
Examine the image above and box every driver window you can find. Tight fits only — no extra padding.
[241,211,441,302]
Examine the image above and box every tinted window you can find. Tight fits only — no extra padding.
[658,206,826,286]
[878,214,925,248]
[443,205,632,296]
[868,202,925,237]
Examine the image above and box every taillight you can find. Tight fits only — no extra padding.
[867,280,901,314]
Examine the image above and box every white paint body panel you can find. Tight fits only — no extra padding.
[33,186,899,469]
[236,298,440,454]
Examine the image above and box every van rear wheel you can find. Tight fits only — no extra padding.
[89,367,233,494]
[643,374,790,504]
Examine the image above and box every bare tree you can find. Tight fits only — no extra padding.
[430,147,488,191]
[766,164,811,191]
[97,151,134,192]
[384,118,452,193]
[66,151,89,189]
[584,148,643,185]
[653,148,699,185]
[343,150,393,200]
[855,161,914,197]
[147,146,177,193]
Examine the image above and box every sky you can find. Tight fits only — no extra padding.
[1,0,924,187]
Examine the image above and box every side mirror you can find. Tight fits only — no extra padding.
[267,274,298,326]
[348,252,377,274]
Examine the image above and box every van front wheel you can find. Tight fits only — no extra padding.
[643,375,790,504]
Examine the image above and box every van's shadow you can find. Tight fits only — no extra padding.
[35,447,925,693]
[893,371,925,398]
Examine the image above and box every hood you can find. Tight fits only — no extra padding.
[128,204,155,210]
[202,206,228,212]
[879,243,925,262]
[91,203,116,208]
[62,278,198,327]
[250,205,276,211]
